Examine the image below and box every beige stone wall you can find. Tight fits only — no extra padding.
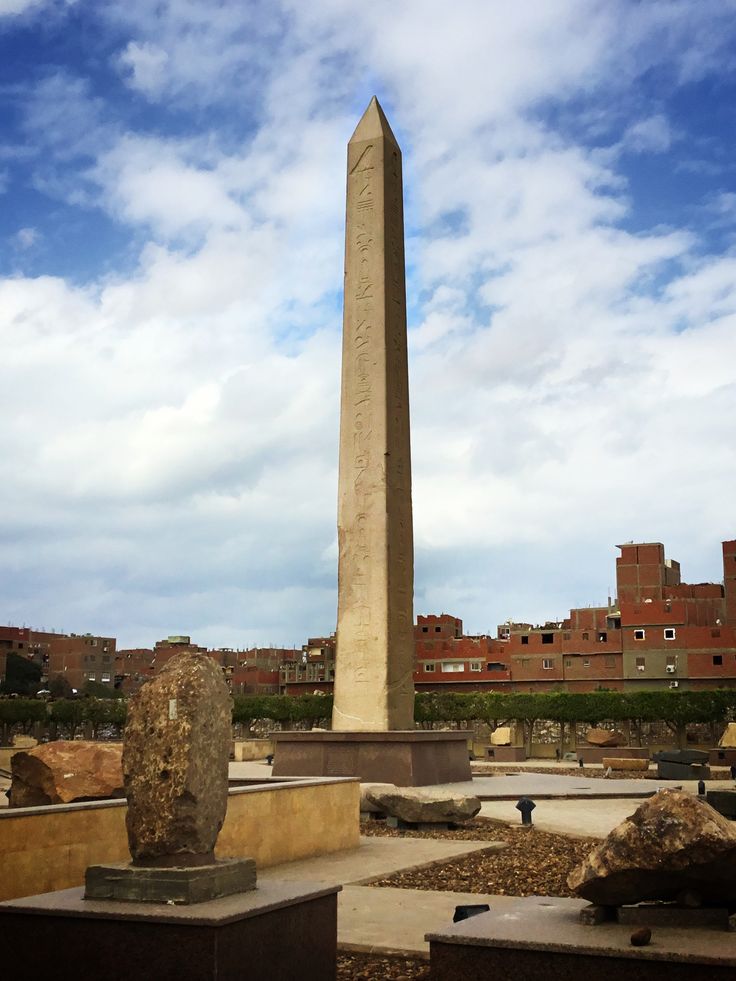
[0,778,359,902]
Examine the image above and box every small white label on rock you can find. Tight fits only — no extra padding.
[168,699,178,720]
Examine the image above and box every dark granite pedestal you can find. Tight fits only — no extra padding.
[85,856,257,903]
[271,729,471,785]
[0,881,340,981]
[426,895,736,981]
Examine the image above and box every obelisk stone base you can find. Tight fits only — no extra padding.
[272,730,471,786]
[0,882,340,981]
[85,857,256,904]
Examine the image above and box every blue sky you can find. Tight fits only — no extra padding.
[1,0,736,649]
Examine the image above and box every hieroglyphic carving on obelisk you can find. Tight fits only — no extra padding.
[332,97,415,731]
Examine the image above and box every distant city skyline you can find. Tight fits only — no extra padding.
[1,2,736,651]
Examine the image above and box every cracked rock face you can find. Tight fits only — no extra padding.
[568,789,736,905]
[364,785,481,824]
[10,741,123,806]
[123,652,232,865]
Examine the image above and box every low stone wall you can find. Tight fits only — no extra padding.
[233,738,274,762]
[0,777,359,902]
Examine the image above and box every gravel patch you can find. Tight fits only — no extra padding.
[363,818,597,897]
[337,952,429,980]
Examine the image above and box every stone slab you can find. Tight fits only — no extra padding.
[272,730,471,786]
[0,881,339,981]
[85,857,257,904]
[710,748,736,766]
[578,747,650,764]
[603,757,649,771]
[657,761,710,780]
[426,895,736,980]
[706,790,736,819]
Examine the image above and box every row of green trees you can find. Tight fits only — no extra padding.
[3,689,734,742]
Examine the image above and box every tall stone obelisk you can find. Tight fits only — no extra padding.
[332,97,415,732]
[271,100,470,784]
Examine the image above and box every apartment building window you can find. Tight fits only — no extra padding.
[542,633,553,644]
[423,663,435,672]
[581,632,589,640]
[441,662,464,672]
[564,659,572,667]
[470,662,482,672]
[713,655,723,666]
[101,673,111,683]
[634,629,645,640]
[664,628,676,641]
[597,632,607,643]
[583,659,590,667]
[636,657,646,670]
[521,635,529,645]
[435,626,441,632]
[542,658,553,670]
[422,626,429,633]
[563,632,571,640]
[87,673,95,681]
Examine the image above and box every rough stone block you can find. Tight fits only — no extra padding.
[85,858,256,904]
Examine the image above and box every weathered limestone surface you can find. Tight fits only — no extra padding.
[585,728,624,747]
[332,97,415,733]
[602,756,649,771]
[10,741,123,807]
[568,789,736,905]
[490,727,512,746]
[719,722,736,747]
[364,785,481,824]
[123,652,232,864]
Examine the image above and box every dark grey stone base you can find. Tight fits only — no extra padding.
[85,857,257,904]
[271,730,472,786]
[0,881,339,981]
[657,762,710,780]
[706,789,736,819]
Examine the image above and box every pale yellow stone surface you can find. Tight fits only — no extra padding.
[333,97,414,732]
[233,739,274,761]
[490,726,512,745]
[719,722,736,747]
[0,780,359,901]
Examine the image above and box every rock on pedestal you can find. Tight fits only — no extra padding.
[123,651,231,865]
[568,789,736,905]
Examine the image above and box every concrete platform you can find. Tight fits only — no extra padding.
[258,835,505,889]
[426,895,736,979]
[431,773,663,800]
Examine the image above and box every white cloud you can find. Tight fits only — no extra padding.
[2,1,736,645]
[118,41,170,97]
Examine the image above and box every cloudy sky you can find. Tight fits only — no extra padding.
[2,1,735,650]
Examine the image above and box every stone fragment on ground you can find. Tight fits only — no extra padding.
[568,788,736,905]
[364,785,481,824]
[585,728,624,747]
[361,782,397,813]
[124,651,232,863]
[602,757,648,771]
[10,740,123,806]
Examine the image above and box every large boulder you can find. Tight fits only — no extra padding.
[568,789,736,905]
[10,741,123,807]
[364,785,481,824]
[585,728,624,747]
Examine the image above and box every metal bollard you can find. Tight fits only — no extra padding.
[697,779,706,797]
[516,797,536,826]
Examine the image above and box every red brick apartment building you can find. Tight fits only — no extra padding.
[115,637,296,696]
[0,626,116,692]
[279,540,736,695]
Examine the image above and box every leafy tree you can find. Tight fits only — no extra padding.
[0,653,42,696]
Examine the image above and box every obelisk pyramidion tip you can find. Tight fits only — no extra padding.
[349,96,400,147]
